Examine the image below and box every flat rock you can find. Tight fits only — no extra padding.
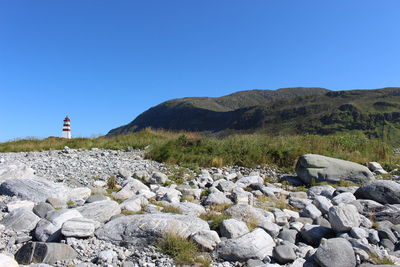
[95,213,209,246]
[315,238,356,267]
[0,178,69,202]
[0,162,35,180]
[14,242,77,264]
[77,200,121,222]
[295,154,374,184]
[0,208,40,232]
[61,217,98,237]
[217,228,275,261]
[355,180,400,204]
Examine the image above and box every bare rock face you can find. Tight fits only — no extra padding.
[14,242,77,264]
[295,154,374,184]
[95,213,210,246]
[217,228,275,261]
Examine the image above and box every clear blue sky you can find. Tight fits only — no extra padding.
[1,1,400,141]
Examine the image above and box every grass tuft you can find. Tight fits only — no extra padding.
[157,232,211,267]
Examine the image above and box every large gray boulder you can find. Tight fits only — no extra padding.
[0,162,35,180]
[14,242,77,264]
[0,179,69,202]
[77,200,121,223]
[295,154,374,184]
[354,180,400,204]
[314,238,356,267]
[328,204,361,233]
[95,213,209,246]
[0,208,40,232]
[217,228,275,261]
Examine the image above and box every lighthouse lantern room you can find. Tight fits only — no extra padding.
[62,116,71,139]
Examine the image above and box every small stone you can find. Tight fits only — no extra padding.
[273,245,296,264]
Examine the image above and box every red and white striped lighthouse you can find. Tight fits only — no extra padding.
[62,116,71,139]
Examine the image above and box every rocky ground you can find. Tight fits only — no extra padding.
[0,147,399,267]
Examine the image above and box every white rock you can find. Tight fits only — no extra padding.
[328,203,360,233]
[7,200,35,212]
[217,228,276,261]
[190,230,221,251]
[61,217,98,237]
[0,253,18,267]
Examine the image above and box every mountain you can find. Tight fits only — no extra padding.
[107,87,400,145]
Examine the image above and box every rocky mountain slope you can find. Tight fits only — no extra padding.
[1,147,400,266]
[107,87,400,145]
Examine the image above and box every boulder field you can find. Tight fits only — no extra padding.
[0,147,399,266]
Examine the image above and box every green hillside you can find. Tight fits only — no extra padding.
[107,87,400,145]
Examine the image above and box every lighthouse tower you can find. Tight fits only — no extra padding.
[62,116,71,139]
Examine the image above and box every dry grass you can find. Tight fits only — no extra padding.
[255,195,292,211]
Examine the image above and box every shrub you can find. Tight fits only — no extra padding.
[107,176,117,189]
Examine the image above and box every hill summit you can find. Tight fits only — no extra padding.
[107,87,400,145]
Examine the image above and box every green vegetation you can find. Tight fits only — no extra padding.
[107,87,400,148]
[146,132,398,170]
[157,232,211,266]
[66,200,75,208]
[1,129,398,171]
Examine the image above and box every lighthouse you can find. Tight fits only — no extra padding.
[62,116,71,139]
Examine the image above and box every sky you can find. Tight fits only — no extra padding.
[1,1,400,141]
